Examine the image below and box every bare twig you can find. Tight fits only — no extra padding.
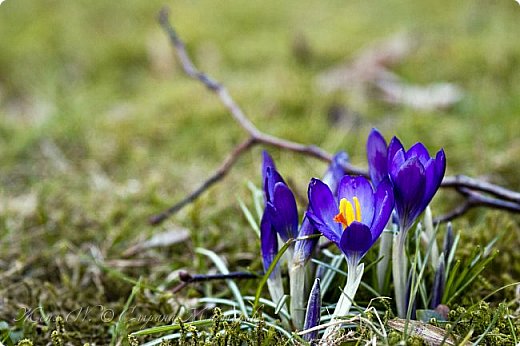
[172,270,261,294]
[151,7,520,226]
[441,175,520,204]
[434,187,520,224]
[178,270,261,283]
[149,137,255,225]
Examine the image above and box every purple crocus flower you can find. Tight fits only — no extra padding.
[260,152,298,273]
[366,129,446,232]
[262,152,299,243]
[260,152,280,274]
[389,137,446,232]
[306,175,394,263]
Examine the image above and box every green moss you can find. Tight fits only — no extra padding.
[15,341,33,346]
[448,302,519,345]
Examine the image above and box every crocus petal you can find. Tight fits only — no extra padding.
[367,128,388,186]
[294,216,318,266]
[322,151,348,195]
[421,149,446,209]
[262,151,280,204]
[435,149,447,179]
[269,182,299,241]
[260,211,278,275]
[406,142,431,166]
[388,136,405,164]
[308,178,342,239]
[306,210,341,245]
[339,221,373,258]
[369,177,394,240]
[389,148,406,179]
[391,157,426,230]
[336,175,375,226]
[264,167,286,204]
[432,149,447,194]
[262,150,276,183]
[422,158,438,203]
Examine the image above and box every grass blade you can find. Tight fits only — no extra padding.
[238,197,260,237]
[195,247,248,316]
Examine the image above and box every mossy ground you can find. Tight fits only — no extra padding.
[1,0,520,344]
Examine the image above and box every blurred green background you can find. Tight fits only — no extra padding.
[1,0,519,343]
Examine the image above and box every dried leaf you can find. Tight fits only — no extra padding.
[377,80,464,111]
[317,32,415,92]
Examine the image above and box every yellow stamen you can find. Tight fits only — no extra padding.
[344,200,355,225]
[339,199,348,219]
[353,196,362,222]
[334,197,363,230]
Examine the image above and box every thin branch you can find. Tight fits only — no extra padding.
[151,7,520,226]
[158,9,258,136]
[434,200,473,225]
[434,188,520,224]
[441,175,520,204]
[149,137,256,225]
[172,270,261,294]
[178,270,261,283]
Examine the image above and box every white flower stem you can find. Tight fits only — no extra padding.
[377,228,394,292]
[267,274,291,328]
[320,259,364,344]
[289,262,307,330]
[392,226,408,318]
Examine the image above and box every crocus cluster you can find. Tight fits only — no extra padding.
[259,128,446,335]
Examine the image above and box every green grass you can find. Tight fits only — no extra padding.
[1,0,520,344]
